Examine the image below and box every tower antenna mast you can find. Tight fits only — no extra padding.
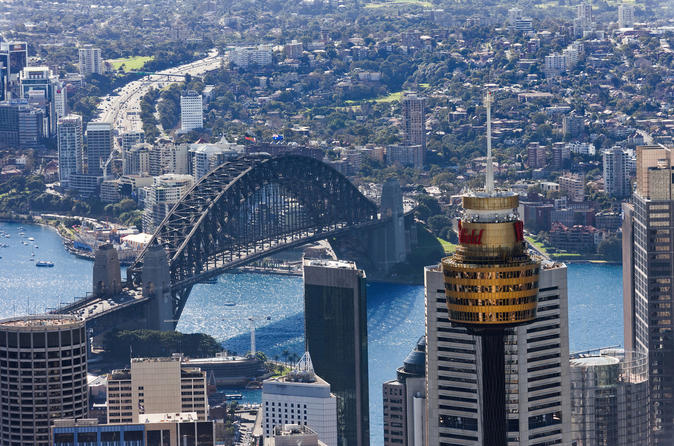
[485,90,494,194]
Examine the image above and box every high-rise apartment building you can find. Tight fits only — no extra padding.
[57,114,84,188]
[262,353,338,446]
[402,93,426,154]
[180,90,204,132]
[0,315,88,446]
[562,113,584,138]
[623,145,674,445]
[106,356,208,424]
[124,143,151,175]
[526,142,547,169]
[569,348,649,446]
[603,146,631,198]
[85,122,113,176]
[303,259,369,446]
[618,3,635,28]
[382,337,425,446]
[149,143,190,176]
[425,260,571,445]
[142,174,194,233]
[189,138,244,180]
[78,47,103,76]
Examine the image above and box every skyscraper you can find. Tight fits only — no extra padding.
[142,174,194,233]
[402,93,426,151]
[303,259,369,446]
[382,337,425,446]
[78,47,103,76]
[0,315,88,446]
[180,90,204,132]
[85,122,113,176]
[569,348,649,445]
[57,114,84,188]
[623,145,674,445]
[19,66,60,136]
[602,146,631,198]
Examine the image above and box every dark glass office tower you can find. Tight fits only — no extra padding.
[303,259,369,446]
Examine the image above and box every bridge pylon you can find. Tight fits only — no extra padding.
[141,244,174,331]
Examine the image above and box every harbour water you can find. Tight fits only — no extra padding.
[0,222,623,446]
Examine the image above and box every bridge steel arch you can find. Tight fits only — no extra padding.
[128,155,380,320]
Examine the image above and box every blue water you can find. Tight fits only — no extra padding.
[0,221,624,446]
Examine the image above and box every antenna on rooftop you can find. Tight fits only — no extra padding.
[484,90,495,194]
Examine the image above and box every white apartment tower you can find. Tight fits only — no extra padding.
[262,353,338,446]
[618,3,635,28]
[106,356,208,424]
[78,47,103,76]
[57,114,84,188]
[180,90,204,132]
[424,261,571,445]
[603,146,631,198]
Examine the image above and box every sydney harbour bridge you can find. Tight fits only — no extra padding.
[55,154,414,338]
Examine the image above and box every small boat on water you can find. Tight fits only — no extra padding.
[224,302,236,307]
[28,237,34,242]
[36,261,54,267]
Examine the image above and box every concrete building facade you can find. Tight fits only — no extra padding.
[85,122,113,176]
[57,114,84,188]
[603,147,631,198]
[78,47,102,76]
[402,93,426,153]
[106,357,207,424]
[180,90,203,132]
[142,174,194,233]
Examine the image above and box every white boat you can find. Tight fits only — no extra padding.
[28,237,34,242]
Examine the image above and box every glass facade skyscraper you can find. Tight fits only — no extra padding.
[303,259,369,446]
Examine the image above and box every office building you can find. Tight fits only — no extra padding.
[303,259,369,446]
[603,147,631,198]
[149,142,190,176]
[526,142,547,169]
[51,414,215,446]
[569,348,649,446]
[262,353,338,446]
[180,90,203,132]
[57,114,84,188]
[121,130,145,152]
[54,85,67,118]
[0,100,45,149]
[142,174,194,233]
[107,356,208,424]
[189,138,244,180]
[402,93,426,152]
[425,259,571,445]
[124,143,151,175]
[623,145,674,445]
[0,41,28,86]
[19,66,59,136]
[618,3,634,28]
[382,337,425,446]
[85,122,113,176]
[78,47,103,76]
[0,315,88,446]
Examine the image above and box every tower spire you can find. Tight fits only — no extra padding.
[484,90,494,194]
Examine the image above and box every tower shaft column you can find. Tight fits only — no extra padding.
[481,330,507,446]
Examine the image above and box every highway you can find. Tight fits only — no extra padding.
[96,49,223,135]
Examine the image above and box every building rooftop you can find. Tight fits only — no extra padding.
[141,412,199,423]
[303,258,357,270]
[0,314,83,329]
[570,355,620,368]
